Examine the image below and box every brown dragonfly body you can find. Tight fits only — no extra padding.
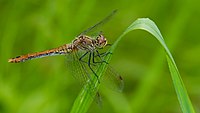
[8,35,107,63]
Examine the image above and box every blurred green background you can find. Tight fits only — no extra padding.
[0,0,200,113]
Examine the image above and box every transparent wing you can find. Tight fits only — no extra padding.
[78,10,117,37]
[92,50,124,92]
[65,51,92,87]
[103,65,124,92]
[65,51,102,104]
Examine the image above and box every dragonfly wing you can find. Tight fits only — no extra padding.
[65,51,103,104]
[78,10,118,37]
[102,64,124,92]
[65,51,92,86]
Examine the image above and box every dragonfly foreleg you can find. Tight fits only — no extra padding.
[88,52,100,83]
[94,51,112,57]
[92,50,109,64]
[79,51,89,64]
[79,51,96,66]
[79,52,100,83]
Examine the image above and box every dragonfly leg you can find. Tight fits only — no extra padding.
[79,51,96,66]
[78,52,100,83]
[79,51,88,63]
[92,52,106,64]
[92,50,110,64]
[106,43,112,46]
[88,52,100,83]
[94,51,112,57]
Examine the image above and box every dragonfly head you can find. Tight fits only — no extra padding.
[95,34,107,48]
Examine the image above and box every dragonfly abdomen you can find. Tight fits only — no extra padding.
[8,44,73,63]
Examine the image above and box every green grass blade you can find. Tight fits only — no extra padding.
[125,18,195,113]
[70,18,195,113]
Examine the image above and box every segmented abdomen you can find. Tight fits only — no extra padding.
[8,44,74,63]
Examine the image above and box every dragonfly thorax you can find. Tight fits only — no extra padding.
[73,35,107,52]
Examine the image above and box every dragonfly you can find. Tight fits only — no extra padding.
[8,10,124,93]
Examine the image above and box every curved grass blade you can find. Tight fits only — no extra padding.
[70,18,195,113]
[121,18,195,113]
